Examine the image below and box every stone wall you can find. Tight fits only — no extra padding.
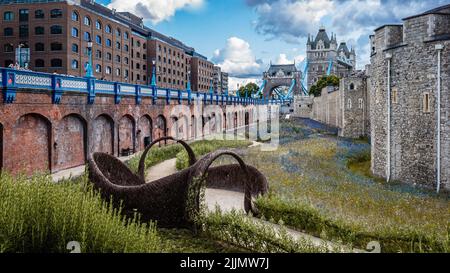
[311,86,341,128]
[370,6,450,191]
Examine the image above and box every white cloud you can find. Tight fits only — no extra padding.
[213,37,263,77]
[275,54,305,65]
[108,0,204,24]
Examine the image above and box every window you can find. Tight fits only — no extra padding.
[115,68,120,76]
[51,42,62,51]
[136,52,140,58]
[71,11,79,21]
[136,63,140,69]
[124,69,129,78]
[106,39,111,47]
[115,42,120,49]
[106,66,111,74]
[71,43,78,53]
[35,26,44,35]
[116,28,121,37]
[124,45,128,52]
[423,93,431,113]
[143,43,146,49]
[95,64,101,73]
[50,25,62,34]
[143,54,146,60]
[349,83,355,90]
[105,25,111,33]
[84,32,91,41]
[4,43,13,52]
[84,16,90,26]
[95,50,101,59]
[19,9,29,22]
[358,98,364,109]
[51,58,62,67]
[95,35,101,45]
[347,99,352,109]
[124,57,128,64]
[392,88,398,104]
[124,32,128,40]
[136,41,140,47]
[71,27,78,37]
[35,42,44,51]
[3,11,14,21]
[18,25,28,37]
[115,55,120,63]
[71,59,78,69]
[50,9,62,19]
[95,20,102,30]
[35,10,44,19]
[106,53,112,61]
[35,59,44,67]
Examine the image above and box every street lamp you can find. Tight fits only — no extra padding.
[17,43,25,68]
[151,58,157,87]
[85,39,93,78]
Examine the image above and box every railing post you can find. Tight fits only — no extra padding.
[178,90,182,104]
[51,74,63,104]
[151,86,157,104]
[187,89,192,105]
[114,82,121,104]
[166,89,170,104]
[2,68,16,103]
[87,77,96,104]
[135,85,142,105]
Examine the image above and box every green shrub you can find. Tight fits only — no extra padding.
[0,173,162,253]
[176,140,252,170]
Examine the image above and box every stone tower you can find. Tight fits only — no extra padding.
[306,27,356,90]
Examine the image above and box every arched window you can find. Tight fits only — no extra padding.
[84,16,91,26]
[50,9,62,18]
[106,39,111,47]
[71,27,78,37]
[34,10,44,19]
[35,59,45,67]
[347,99,352,109]
[3,43,13,52]
[4,28,13,36]
[105,25,111,33]
[50,25,63,34]
[349,83,355,90]
[116,28,121,37]
[124,57,129,64]
[84,31,91,41]
[124,44,129,52]
[115,68,120,76]
[95,50,101,59]
[106,66,111,75]
[3,11,14,21]
[35,26,45,35]
[136,41,141,47]
[95,35,101,45]
[71,43,78,53]
[71,11,79,21]
[106,53,112,61]
[35,42,45,51]
[115,41,120,50]
[115,55,120,63]
[51,42,62,51]
[71,59,78,69]
[124,32,129,40]
[143,43,146,49]
[51,59,62,67]
[358,98,364,109]
[95,64,101,73]
[95,20,102,30]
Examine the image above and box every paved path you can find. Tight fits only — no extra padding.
[146,158,178,182]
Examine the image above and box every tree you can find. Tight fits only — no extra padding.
[309,75,340,97]
[237,82,260,97]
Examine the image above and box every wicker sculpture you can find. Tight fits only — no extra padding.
[88,137,268,228]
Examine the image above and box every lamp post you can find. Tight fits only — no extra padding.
[85,39,93,78]
[17,43,25,68]
[151,59,157,87]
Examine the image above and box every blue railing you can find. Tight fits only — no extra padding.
[0,68,288,105]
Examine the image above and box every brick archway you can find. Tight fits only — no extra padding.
[54,114,87,172]
[138,115,152,151]
[118,115,136,156]
[92,114,114,155]
[10,113,51,175]
[155,115,167,145]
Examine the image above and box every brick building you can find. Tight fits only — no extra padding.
[0,0,216,91]
[370,4,450,191]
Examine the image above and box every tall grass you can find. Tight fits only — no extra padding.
[0,173,162,253]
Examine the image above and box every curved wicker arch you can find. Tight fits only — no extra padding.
[137,136,197,180]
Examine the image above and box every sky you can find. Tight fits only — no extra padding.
[97,0,448,89]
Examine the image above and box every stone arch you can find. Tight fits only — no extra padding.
[11,113,51,175]
[54,114,87,171]
[92,114,114,155]
[118,115,136,156]
[170,116,179,139]
[138,115,152,151]
[155,115,167,145]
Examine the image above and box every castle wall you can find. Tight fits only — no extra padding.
[370,10,450,190]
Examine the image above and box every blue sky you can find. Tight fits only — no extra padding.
[98,0,448,87]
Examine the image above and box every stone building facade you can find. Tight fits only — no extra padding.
[307,27,356,89]
[370,4,449,191]
[0,0,218,91]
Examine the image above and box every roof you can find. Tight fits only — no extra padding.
[403,4,450,20]
[309,28,331,49]
[267,64,297,75]
[337,42,350,55]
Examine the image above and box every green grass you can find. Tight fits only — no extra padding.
[175,139,252,170]
[127,143,184,173]
[0,173,162,253]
